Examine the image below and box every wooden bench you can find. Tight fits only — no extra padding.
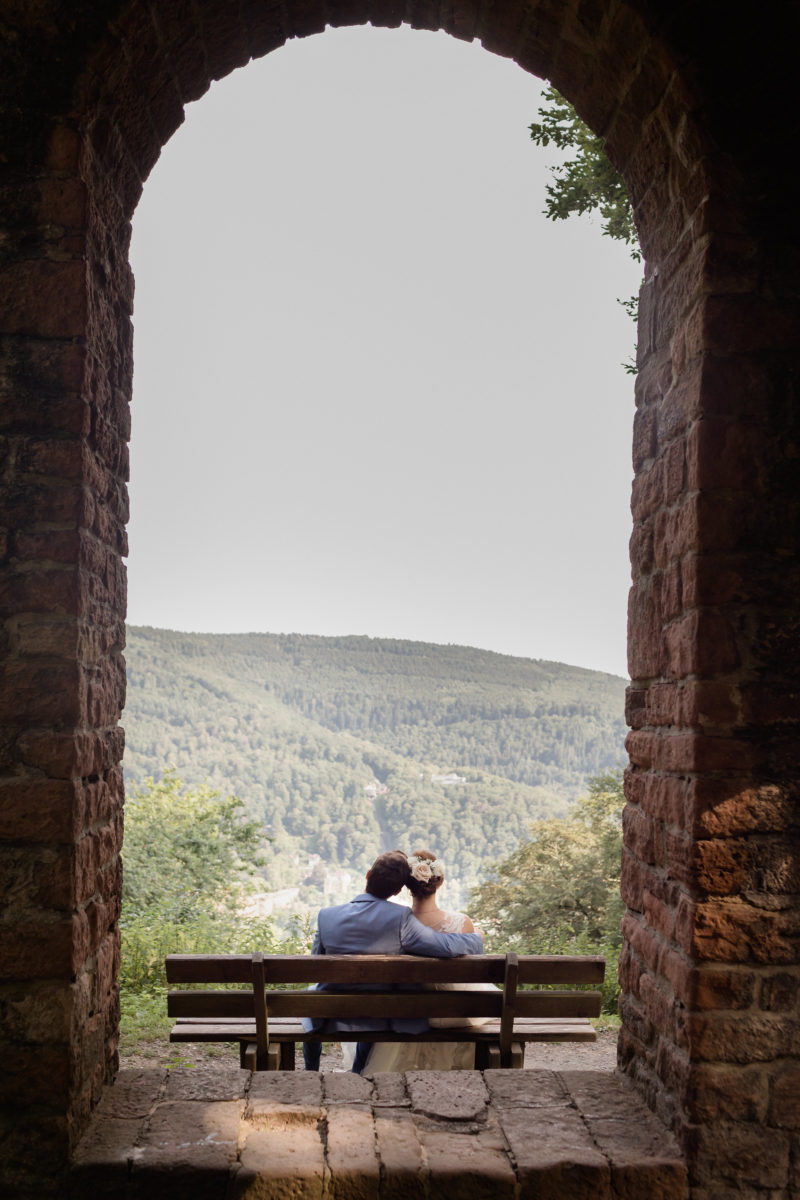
[166,952,605,1070]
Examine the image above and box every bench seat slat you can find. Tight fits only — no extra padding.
[170,1017,598,1044]
[165,953,604,987]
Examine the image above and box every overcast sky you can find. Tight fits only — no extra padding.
[127,25,642,679]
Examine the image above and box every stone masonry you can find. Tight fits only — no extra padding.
[1,1,798,1197]
[69,1067,686,1199]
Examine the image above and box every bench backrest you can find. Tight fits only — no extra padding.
[166,952,605,1064]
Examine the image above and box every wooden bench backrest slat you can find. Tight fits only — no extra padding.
[165,953,604,987]
[499,952,518,1064]
[167,988,602,1021]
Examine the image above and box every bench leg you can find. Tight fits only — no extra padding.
[479,1041,522,1070]
[279,1041,296,1071]
[484,1043,502,1070]
[241,1041,281,1070]
[507,1041,524,1069]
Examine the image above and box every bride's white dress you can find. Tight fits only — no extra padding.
[364,910,489,1073]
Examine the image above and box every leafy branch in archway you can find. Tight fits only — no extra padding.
[530,87,641,373]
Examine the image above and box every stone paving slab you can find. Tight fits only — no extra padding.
[67,1067,686,1199]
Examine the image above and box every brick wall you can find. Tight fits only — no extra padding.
[0,2,797,1196]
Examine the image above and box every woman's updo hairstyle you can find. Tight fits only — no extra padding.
[406,848,445,898]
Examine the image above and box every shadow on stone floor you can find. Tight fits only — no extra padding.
[69,1066,685,1199]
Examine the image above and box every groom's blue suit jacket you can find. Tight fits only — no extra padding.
[302,892,483,1035]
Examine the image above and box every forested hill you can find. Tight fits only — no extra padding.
[122,627,627,895]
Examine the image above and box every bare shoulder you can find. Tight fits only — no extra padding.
[438,910,474,934]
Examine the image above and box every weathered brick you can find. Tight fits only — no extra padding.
[325,1106,379,1200]
[497,1104,609,1199]
[234,1113,324,1199]
[420,1122,517,1199]
[373,1109,424,1199]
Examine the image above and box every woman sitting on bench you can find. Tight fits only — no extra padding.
[365,849,493,1073]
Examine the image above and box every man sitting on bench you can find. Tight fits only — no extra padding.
[303,849,484,1073]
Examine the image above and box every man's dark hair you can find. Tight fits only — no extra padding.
[365,850,410,899]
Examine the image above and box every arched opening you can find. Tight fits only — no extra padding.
[2,3,798,1196]
[118,26,639,1059]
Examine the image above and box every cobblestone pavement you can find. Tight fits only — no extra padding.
[70,1065,685,1198]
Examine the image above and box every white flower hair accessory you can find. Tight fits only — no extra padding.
[408,854,445,882]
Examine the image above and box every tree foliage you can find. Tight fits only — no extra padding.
[530,87,640,374]
[529,86,638,255]
[123,770,268,921]
[470,770,624,1009]
[123,627,627,898]
[121,772,277,990]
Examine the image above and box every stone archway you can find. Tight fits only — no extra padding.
[1,2,798,1196]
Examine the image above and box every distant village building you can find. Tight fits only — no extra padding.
[363,781,388,797]
[431,772,466,785]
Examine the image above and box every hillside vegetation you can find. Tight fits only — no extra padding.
[122,627,627,897]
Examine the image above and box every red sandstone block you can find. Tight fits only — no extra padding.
[625,730,656,769]
[625,686,648,728]
[679,896,799,965]
[629,521,655,576]
[627,579,667,680]
[639,973,675,1039]
[687,1063,769,1124]
[657,946,695,1006]
[633,405,658,471]
[662,439,686,506]
[633,773,687,827]
[643,891,677,942]
[13,616,81,658]
[665,610,740,678]
[621,913,661,973]
[620,849,645,911]
[768,1062,800,1129]
[664,732,757,773]
[690,837,749,895]
[0,476,88,526]
[653,358,703,444]
[618,994,655,1050]
[678,680,741,728]
[0,777,82,843]
[0,566,82,619]
[0,259,88,339]
[406,1071,488,1122]
[701,293,799,356]
[739,681,800,725]
[0,660,86,725]
[696,352,774,420]
[631,459,664,522]
[693,967,757,1012]
[686,417,766,493]
[325,1106,380,1198]
[14,727,124,780]
[686,1120,791,1189]
[0,1041,71,1105]
[0,913,88,981]
[373,1110,424,1200]
[36,176,88,229]
[618,943,644,997]
[687,778,793,838]
[623,804,658,865]
[760,972,800,1012]
[420,1123,518,1199]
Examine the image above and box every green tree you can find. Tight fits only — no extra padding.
[120,771,274,991]
[123,769,267,921]
[529,87,638,255]
[470,770,624,1010]
[530,87,640,372]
